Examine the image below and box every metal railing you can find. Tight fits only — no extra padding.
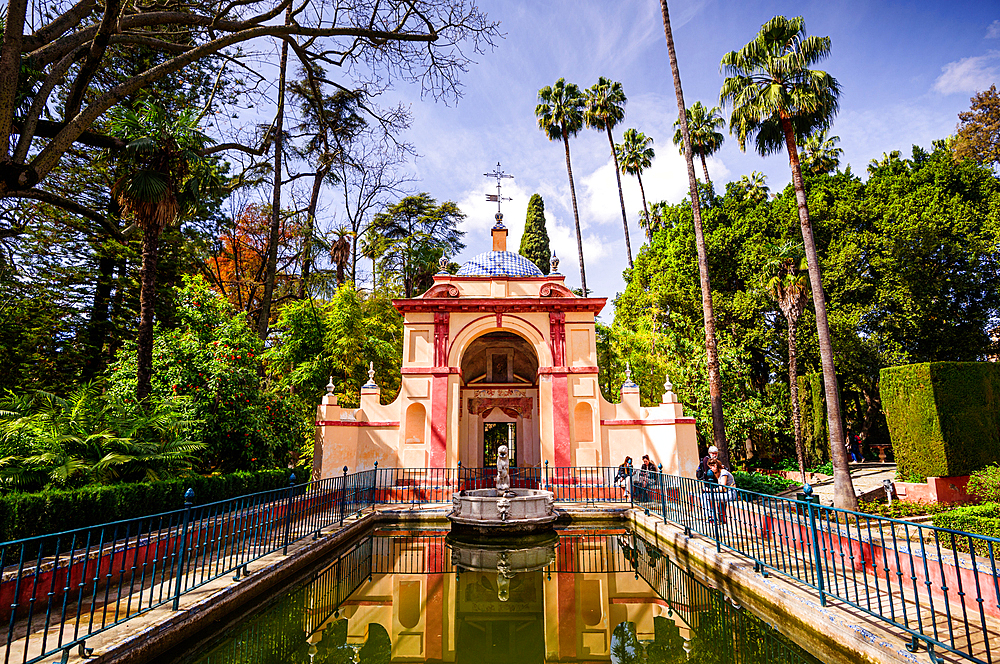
[2,465,998,664]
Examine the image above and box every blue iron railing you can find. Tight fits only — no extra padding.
[1,465,998,664]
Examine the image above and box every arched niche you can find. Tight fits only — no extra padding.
[574,402,594,442]
[404,403,426,444]
[460,331,539,386]
[447,316,553,369]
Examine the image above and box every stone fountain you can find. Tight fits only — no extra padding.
[448,445,557,538]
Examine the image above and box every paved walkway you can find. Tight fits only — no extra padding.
[797,462,898,505]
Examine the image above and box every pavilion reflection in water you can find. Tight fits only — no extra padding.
[188,528,819,664]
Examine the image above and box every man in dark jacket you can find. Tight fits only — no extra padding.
[696,446,719,480]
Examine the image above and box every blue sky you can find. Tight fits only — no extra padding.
[314,1,1000,307]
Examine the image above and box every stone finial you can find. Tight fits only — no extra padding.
[550,253,560,274]
[438,255,449,273]
[664,375,673,393]
[623,363,638,389]
[326,376,335,396]
[362,361,377,389]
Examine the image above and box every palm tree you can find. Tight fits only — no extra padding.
[737,171,770,203]
[763,242,810,483]
[109,101,219,403]
[536,79,588,296]
[720,15,856,508]
[585,77,633,268]
[615,128,655,236]
[672,102,725,189]
[800,129,843,175]
[657,0,730,466]
[329,226,354,287]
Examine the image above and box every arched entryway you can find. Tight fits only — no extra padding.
[458,330,540,469]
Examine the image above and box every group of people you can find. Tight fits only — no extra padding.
[613,454,659,501]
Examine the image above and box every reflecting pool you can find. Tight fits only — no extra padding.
[172,526,823,664]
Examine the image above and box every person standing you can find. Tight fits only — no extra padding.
[700,459,736,524]
[697,445,720,480]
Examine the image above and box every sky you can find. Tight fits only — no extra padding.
[329,1,1000,309]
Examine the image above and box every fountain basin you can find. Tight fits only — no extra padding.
[448,535,558,572]
[448,488,557,537]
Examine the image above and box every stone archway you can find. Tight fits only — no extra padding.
[458,330,541,468]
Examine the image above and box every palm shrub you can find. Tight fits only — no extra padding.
[968,464,1000,503]
[107,275,308,473]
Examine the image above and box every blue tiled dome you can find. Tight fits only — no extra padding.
[456,251,544,277]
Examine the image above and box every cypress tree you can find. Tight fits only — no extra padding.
[519,193,551,275]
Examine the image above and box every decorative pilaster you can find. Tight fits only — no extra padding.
[549,312,566,367]
[433,311,450,366]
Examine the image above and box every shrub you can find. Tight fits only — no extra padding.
[797,372,830,468]
[968,464,1000,503]
[0,469,296,543]
[880,362,1000,482]
[733,471,799,496]
[931,503,1000,555]
[858,500,960,519]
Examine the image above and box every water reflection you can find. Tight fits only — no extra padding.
[180,527,820,664]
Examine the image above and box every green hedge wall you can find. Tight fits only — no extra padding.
[0,469,296,543]
[880,362,1000,481]
[797,372,830,467]
[931,503,1000,555]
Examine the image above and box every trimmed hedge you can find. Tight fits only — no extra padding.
[797,372,830,467]
[733,471,799,496]
[880,362,1000,481]
[931,503,1000,555]
[0,469,296,543]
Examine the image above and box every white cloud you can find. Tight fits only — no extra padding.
[987,20,1000,39]
[933,51,1000,95]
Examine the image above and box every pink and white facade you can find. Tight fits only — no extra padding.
[314,220,699,477]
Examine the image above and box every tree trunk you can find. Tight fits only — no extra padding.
[82,241,117,381]
[257,9,291,340]
[636,172,651,237]
[136,224,161,403]
[787,314,806,484]
[658,0,729,467]
[298,166,325,299]
[607,125,633,268]
[780,115,857,510]
[699,154,713,192]
[0,0,28,162]
[562,132,587,296]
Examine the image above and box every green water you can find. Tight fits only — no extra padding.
[170,525,822,664]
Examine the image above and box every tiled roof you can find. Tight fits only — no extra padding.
[455,251,544,277]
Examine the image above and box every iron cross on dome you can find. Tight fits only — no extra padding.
[485,162,513,224]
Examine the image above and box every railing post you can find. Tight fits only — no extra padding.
[369,461,378,509]
[802,484,826,606]
[457,460,462,492]
[706,469,721,551]
[544,460,549,492]
[283,473,296,555]
[340,466,349,526]
[627,461,634,509]
[172,488,194,610]
[658,463,667,522]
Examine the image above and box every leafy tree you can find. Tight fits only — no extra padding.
[720,15,855,508]
[536,78,588,295]
[672,101,725,188]
[108,100,224,403]
[373,193,465,298]
[616,128,655,238]
[107,275,307,473]
[658,0,730,467]
[800,129,843,175]
[519,193,551,274]
[953,84,1000,168]
[762,242,810,481]
[585,77,633,267]
[736,171,770,203]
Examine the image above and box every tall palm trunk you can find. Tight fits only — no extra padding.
[786,314,806,484]
[136,225,160,402]
[780,115,856,509]
[561,131,588,297]
[636,172,650,235]
[607,125,633,268]
[257,8,291,339]
[699,154,712,191]
[658,0,729,467]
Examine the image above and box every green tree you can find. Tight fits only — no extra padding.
[672,101,725,189]
[585,77,633,267]
[519,193,551,274]
[658,0,730,466]
[720,15,855,508]
[615,128,655,238]
[108,100,223,403]
[373,193,465,298]
[762,242,810,481]
[953,84,1000,168]
[536,78,588,295]
[800,129,843,175]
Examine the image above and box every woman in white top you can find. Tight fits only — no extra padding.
[700,459,737,523]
